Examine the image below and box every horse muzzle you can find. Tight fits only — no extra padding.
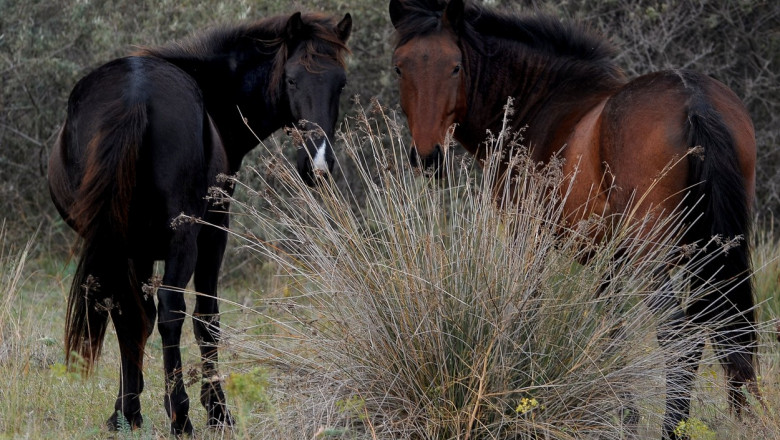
[297,135,334,186]
[409,144,445,177]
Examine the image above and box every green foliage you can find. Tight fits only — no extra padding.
[49,362,81,381]
[336,396,367,421]
[115,409,133,434]
[226,366,271,410]
[673,417,716,440]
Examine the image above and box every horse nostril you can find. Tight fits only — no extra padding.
[423,144,442,170]
[409,145,444,171]
[409,147,420,168]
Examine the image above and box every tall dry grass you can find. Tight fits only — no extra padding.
[189,102,760,439]
[0,223,34,364]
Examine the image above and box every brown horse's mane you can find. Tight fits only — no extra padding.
[393,0,619,75]
[134,13,350,100]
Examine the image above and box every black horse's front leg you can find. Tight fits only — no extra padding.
[158,248,199,436]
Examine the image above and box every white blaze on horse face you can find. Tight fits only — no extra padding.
[313,140,329,171]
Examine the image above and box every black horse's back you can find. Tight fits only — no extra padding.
[61,56,225,248]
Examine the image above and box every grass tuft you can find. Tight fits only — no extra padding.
[203,102,770,439]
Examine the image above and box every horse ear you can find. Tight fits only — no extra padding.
[336,13,352,42]
[444,0,466,33]
[389,0,407,29]
[286,11,305,41]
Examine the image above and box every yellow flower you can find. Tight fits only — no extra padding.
[673,418,715,440]
[515,397,539,415]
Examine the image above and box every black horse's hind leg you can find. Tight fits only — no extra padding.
[107,258,157,431]
[158,245,198,435]
[193,220,233,427]
[657,308,705,440]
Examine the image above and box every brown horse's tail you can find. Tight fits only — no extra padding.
[65,101,147,372]
[684,83,756,381]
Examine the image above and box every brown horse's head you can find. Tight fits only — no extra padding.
[391,0,467,175]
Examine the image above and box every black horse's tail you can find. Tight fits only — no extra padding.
[65,101,147,372]
[684,81,756,382]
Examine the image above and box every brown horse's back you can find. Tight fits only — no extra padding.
[562,70,755,239]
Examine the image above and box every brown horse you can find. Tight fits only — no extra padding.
[390,0,757,438]
[48,12,351,435]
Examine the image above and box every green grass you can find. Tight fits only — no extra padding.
[0,233,277,439]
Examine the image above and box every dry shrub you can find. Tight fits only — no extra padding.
[202,102,756,439]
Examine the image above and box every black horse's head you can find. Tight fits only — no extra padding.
[280,12,352,186]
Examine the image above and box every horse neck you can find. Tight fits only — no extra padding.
[460,43,623,161]
[153,53,288,171]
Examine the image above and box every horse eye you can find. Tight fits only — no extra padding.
[452,64,462,76]
[287,78,296,87]
[394,66,402,77]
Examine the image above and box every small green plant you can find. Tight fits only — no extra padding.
[49,363,81,382]
[673,417,716,440]
[115,410,133,435]
[336,395,367,421]
[226,367,271,410]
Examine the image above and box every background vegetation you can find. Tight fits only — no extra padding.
[1,0,779,251]
[1,0,779,438]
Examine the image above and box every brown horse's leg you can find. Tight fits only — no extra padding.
[158,247,198,435]
[656,309,705,440]
[193,223,233,427]
[107,258,156,431]
[712,316,763,417]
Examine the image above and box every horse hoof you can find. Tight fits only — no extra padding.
[170,418,194,437]
[206,403,235,428]
[106,411,143,431]
[211,411,235,428]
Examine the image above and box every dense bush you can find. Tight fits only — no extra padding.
[1,0,777,249]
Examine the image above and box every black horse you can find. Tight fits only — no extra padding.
[47,11,351,434]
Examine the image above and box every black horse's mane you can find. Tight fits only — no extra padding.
[393,0,617,66]
[135,13,350,99]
